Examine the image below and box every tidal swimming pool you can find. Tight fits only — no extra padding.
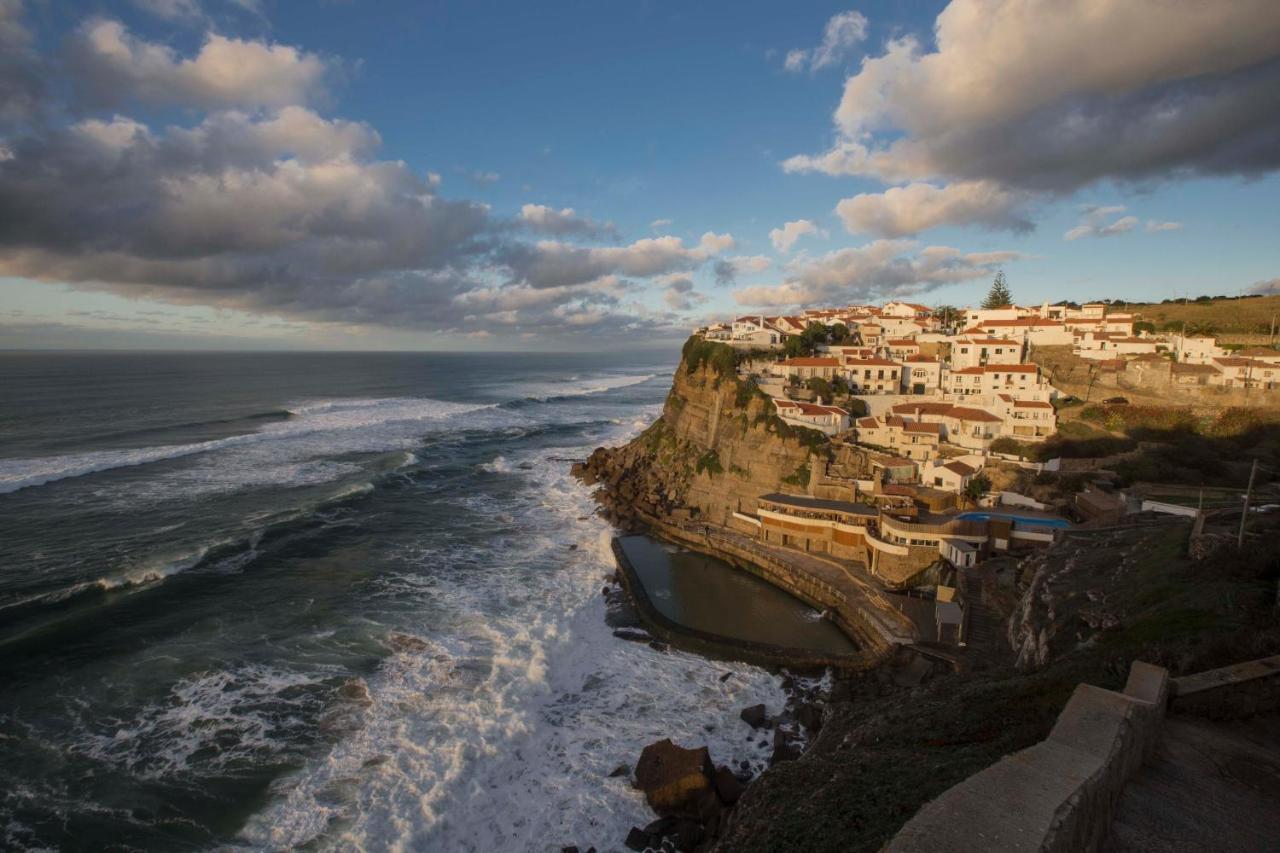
[616,535,858,655]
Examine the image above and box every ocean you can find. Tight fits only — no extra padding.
[0,351,785,852]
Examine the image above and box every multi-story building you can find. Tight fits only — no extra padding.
[945,364,1051,401]
[949,336,1023,369]
[841,358,902,393]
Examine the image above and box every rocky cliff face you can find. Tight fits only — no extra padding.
[574,341,824,528]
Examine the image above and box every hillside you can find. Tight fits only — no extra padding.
[1124,293,1280,341]
[715,516,1280,852]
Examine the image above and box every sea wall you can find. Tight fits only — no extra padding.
[611,537,881,671]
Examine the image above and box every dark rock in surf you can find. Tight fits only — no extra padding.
[738,704,768,729]
[634,739,714,817]
[713,766,744,805]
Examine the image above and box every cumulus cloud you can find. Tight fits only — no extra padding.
[769,219,824,252]
[784,10,868,73]
[712,254,771,287]
[0,5,725,342]
[650,217,673,229]
[1063,206,1141,241]
[518,204,616,238]
[655,274,706,311]
[836,180,1034,237]
[501,233,733,290]
[785,0,1280,190]
[66,18,331,109]
[0,0,43,128]
[734,240,1020,307]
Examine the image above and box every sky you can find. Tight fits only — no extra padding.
[1,0,1279,350]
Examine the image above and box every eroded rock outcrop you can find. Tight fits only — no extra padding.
[572,342,826,529]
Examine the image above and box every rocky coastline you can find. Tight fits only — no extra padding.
[567,340,946,851]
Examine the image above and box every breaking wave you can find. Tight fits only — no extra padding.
[0,398,494,495]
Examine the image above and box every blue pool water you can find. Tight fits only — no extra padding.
[956,511,1071,529]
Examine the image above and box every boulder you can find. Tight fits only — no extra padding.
[624,827,653,851]
[794,702,823,733]
[770,728,801,765]
[608,764,631,778]
[713,766,744,805]
[634,739,714,817]
[642,816,679,837]
[738,704,768,729]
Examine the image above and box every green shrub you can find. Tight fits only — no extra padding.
[695,450,724,477]
[782,462,811,487]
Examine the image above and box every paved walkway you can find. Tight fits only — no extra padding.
[1105,713,1280,852]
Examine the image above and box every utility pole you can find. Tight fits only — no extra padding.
[1239,458,1259,549]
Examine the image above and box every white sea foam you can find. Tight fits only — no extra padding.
[71,664,336,781]
[509,372,657,403]
[0,397,496,495]
[238,401,782,852]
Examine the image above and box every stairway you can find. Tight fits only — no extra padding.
[961,567,1004,655]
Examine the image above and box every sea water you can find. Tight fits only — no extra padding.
[0,351,785,851]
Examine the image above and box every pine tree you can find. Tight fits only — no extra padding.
[982,270,1012,309]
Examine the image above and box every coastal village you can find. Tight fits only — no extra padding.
[579,288,1280,851]
[687,295,1279,598]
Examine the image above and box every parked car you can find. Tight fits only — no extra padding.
[1103,396,1129,405]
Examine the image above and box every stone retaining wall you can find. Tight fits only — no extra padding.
[1170,654,1280,720]
[883,661,1169,853]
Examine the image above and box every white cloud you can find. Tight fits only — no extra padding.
[836,180,1033,237]
[785,0,1280,190]
[1063,206,1140,241]
[518,203,615,238]
[784,10,868,73]
[503,233,733,289]
[769,219,825,252]
[1145,219,1183,233]
[713,254,772,286]
[734,239,1020,307]
[67,19,331,109]
[650,217,673,229]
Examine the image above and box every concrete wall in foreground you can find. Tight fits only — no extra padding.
[883,661,1169,853]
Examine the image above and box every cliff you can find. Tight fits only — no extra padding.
[575,338,827,527]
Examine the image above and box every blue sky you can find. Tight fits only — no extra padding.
[1,0,1278,349]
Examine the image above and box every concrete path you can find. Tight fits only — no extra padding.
[1104,713,1280,852]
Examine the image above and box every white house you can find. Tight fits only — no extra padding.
[995,396,1057,441]
[901,356,943,394]
[853,415,942,461]
[882,301,933,319]
[949,336,1023,369]
[772,357,839,381]
[1073,332,1161,359]
[840,358,902,394]
[883,338,922,362]
[945,364,1051,401]
[774,400,850,435]
[970,318,1074,346]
